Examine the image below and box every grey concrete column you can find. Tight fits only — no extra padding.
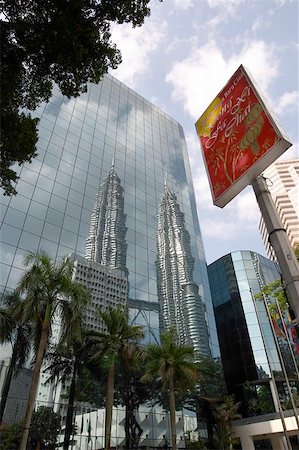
[271,435,290,450]
[239,434,255,450]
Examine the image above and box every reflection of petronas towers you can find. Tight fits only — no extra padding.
[156,183,210,356]
[85,164,127,274]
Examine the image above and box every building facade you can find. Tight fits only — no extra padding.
[208,251,299,449]
[0,358,32,425]
[0,75,218,412]
[259,159,299,259]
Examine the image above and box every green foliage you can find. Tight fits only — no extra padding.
[0,0,160,195]
[30,406,60,449]
[75,366,106,407]
[255,246,299,318]
[0,291,32,423]
[255,278,288,319]
[142,329,199,450]
[0,408,59,450]
[185,437,208,449]
[243,381,274,416]
[196,356,226,398]
[87,305,144,450]
[0,421,23,450]
[89,305,144,366]
[17,251,90,346]
[0,291,32,367]
[213,396,241,450]
[142,328,199,394]
[16,250,90,449]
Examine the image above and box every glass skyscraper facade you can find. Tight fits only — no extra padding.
[208,251,299,418]
[0,73,218,356]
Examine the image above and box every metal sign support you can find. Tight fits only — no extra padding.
[251,175,299,320]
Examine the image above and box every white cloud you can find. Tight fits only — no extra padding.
[206,0,245,16]
[110,17,167,87]
[173,0,194,10]
[273,90,298,115]
[166,39,278,119]
[232,190,260,223]
[201,218,238,238]
[200,188,260,240]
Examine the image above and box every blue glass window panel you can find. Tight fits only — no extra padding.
[63,215,79,234]
[68,190,84,207]
[43,153,60,169]
[19,230,40,252]
[42,223,61,243]
[76,236,86,254]
[19,167,39,185]
[7,267,25,289]
[1,224,22,246]
[56,171,72,188]
[32,187,51,206]
[59,160,74,176]
[0,264,11,286]
[60,229,77,248]
[49,194,67,211]
[46,208,64,228]
[64,140,78,155]
[232,251,242,262]
[1,243,15,265]
[24,215,44,236]
[3,208,26,229]
[66,202,81,219]
[28,200,48,221]
[47,143,63,159]
[12,248,28,269]
[56,244,73,260]
[39,238,58,259]
[16,180,35,198]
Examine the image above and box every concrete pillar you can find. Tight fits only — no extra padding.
[271,435,290,450]
[240,434,255,450]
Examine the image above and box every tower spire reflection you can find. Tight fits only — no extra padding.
[156,183,210,356]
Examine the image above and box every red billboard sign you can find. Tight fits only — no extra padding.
[195,65,292,207]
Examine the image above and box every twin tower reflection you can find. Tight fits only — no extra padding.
[70,163,210,356]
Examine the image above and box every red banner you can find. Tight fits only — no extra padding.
[195,65,291,207]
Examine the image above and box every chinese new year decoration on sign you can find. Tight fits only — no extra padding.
[195,65,291,207]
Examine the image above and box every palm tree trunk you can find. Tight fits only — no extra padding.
[104,362,115,450]
[19,325,49,450]
[169,380,177,450]
[63,365,77,450]
[0,343,17,423]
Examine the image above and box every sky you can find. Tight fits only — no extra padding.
[108,0,298,264]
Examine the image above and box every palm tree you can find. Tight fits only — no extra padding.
[0,291,31,424]
[119,342,146,449]
[46,327,94,450]
[89,306,144,450]
[213,396,241,450]
[142,328,199,450]
[17,251,90,450]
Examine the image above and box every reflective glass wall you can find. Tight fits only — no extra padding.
[208,251,299,416]
[0,74,218,356]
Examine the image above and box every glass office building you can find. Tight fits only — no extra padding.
[0,73,218,356]
[208,251,299,418]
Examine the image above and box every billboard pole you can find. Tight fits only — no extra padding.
[252,175,299,320]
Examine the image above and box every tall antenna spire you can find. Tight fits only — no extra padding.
[164,171,168,188]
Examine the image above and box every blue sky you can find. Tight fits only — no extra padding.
[109,0,298,264]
